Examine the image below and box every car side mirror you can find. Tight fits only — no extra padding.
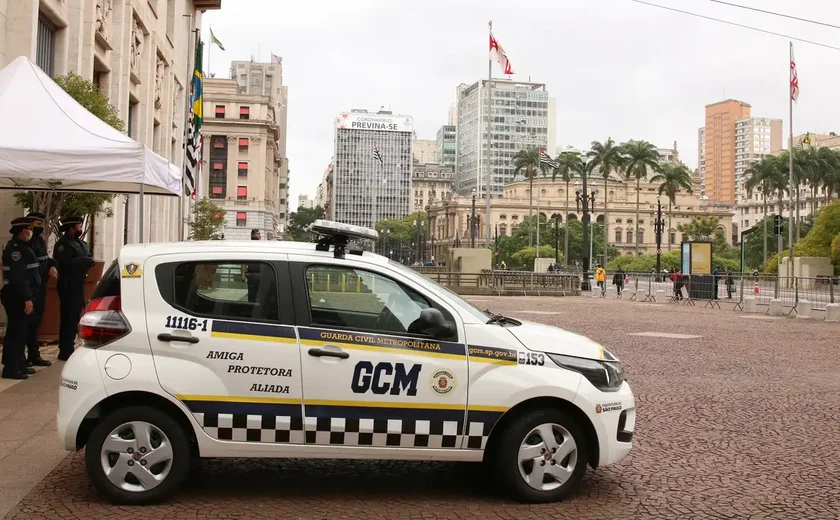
[413,307,456,340]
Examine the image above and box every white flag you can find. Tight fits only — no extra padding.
[790,44,799,102]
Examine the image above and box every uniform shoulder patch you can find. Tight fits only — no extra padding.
[10,251,21,262]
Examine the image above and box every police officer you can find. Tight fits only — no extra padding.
[23,212,56,367]
[53,215,95,361]
[1,217,41,379]
[244,229,261,302]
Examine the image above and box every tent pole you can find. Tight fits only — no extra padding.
[138,184,144,244]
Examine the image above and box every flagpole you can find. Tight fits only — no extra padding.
[788,41,794,285]
[179,27,199,241]
[485,20,493,250]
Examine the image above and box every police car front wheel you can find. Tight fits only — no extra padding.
[494,409,588,503]
[85,405,191,505]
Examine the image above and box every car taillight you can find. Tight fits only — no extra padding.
[78,296,130,348]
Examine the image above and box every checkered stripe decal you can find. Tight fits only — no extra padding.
[192,412,498,449]
[194,412,305,443]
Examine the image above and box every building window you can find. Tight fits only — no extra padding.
[626,231,633,244]
[239,138,249,153]
[615,230,622,243]
[238,162,248,177]
[669,232,676,245]
[36,15,56,77]
[638,230,644,243]
[213,136,225,148]
[236,212,247,227]
[237,186,247,200]
[239,106,250,119]
[215,105,225,118]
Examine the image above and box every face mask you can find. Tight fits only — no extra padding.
[21,230,32,241]
[32,226,43,237]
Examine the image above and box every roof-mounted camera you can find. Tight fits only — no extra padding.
[309,220,379,259]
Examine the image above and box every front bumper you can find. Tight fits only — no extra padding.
[56,348,108,451]
[573,380,636,467]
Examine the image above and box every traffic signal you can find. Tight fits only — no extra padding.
[773,215,783,236]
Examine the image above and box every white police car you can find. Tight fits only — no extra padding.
[56,220,635,505]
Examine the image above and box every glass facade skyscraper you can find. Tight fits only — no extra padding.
[455,79,554,197]
[436,124,456,167]
[332,109,413,229]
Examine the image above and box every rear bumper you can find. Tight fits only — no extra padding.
[56,348,108,451]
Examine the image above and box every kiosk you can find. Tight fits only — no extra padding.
[680,241,715,300]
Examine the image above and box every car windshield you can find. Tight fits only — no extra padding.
[387,260,490,322]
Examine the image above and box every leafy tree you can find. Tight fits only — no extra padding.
[587,138,625,268]
[511,245,561,270]
[742,216,792,271]
[677,216,721,242]
[14,73,122,249]
[793,200,840,262]
[621,140,661,254]
[649,162,693,251]
[286,205,326,241]
[831,233,840,264]
[512,148,547,247]
[494,216,618,269]
[744,155,785,265]
[187,198,224,240]
[610,250,739,273]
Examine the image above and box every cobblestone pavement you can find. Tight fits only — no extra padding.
[8,296,840,519]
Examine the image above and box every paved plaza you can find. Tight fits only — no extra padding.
[2,295,839,519]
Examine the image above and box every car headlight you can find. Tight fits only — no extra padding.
[547,353,626,392]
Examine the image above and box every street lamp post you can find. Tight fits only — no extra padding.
[575,176,598,291]
[653,194,666,280]
[552,213,561,264]
[470,188,477,248]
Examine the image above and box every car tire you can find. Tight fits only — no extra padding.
[85,405,191,505]
[493,408,588,503]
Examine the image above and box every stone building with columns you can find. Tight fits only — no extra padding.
[0,0,221,261]
[426,176,734,264]
[199,77,283,240]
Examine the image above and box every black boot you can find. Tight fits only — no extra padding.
[29,357,52,367]
[2,369,29,380]
[57,351,73,361]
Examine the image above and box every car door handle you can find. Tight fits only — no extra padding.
[157,333,199,344]
[307,348,349,359]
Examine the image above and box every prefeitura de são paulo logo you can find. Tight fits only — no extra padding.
[430,369,456,396]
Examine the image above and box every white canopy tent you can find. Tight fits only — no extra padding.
[0,56,184,241]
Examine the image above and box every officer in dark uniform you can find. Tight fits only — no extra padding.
[1,217,41,379]
[244,229,261,303]
[53,215,95,361]
[23,212,56,367]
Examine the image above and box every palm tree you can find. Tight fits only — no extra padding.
[587,138,625,268]
[512,148,545,247]
[551,152,585,267]
[779,149,813,242]
[743,156,781,264]
[621,140,662,254]
[821,148,840,202]
[649,162,693,252]
[810,146,840,210]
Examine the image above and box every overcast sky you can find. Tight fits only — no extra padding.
[201,0,840,207]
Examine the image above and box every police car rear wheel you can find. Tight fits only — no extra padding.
[85,405,191,505]
[495,409,587,503]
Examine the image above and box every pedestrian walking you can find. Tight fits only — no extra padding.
[613,267,625,298]
[23,212,56,368]
[712,266,720,300]
[725,268,735,299]
[1,217,41,379]
[671,269,684,300]
[53,215,95,361]
[595,264,606,297]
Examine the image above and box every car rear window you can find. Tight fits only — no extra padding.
[90,259,121,299]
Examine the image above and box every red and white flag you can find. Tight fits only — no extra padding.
[790,43,799,102]
[489,31,513,75]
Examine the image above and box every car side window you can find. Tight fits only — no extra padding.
[172,261,279,321]
[305,265,440,336]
